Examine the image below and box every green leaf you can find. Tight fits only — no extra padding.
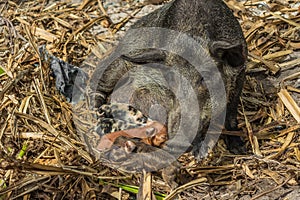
[101,181,166,200]
[16,141,28,159]
[0,67,4,76]
[118,183,166,199]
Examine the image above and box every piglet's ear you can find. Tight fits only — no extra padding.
[209,41,246,68]
[124,141,137,153]
[145,127,156,137]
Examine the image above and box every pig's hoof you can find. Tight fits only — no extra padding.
[224,135,246,154]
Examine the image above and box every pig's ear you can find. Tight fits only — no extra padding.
[121,49,166,64]
[209,41,246,67]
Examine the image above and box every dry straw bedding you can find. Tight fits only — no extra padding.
[0,0,300,199]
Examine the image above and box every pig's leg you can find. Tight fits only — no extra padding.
[209,41,247,154]
[89,49,166,108]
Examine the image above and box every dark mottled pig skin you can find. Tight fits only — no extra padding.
[90,0,247,165]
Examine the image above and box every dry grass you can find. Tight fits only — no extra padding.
[0,0,299,199]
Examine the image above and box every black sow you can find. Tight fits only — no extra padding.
[90,0,248,167]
